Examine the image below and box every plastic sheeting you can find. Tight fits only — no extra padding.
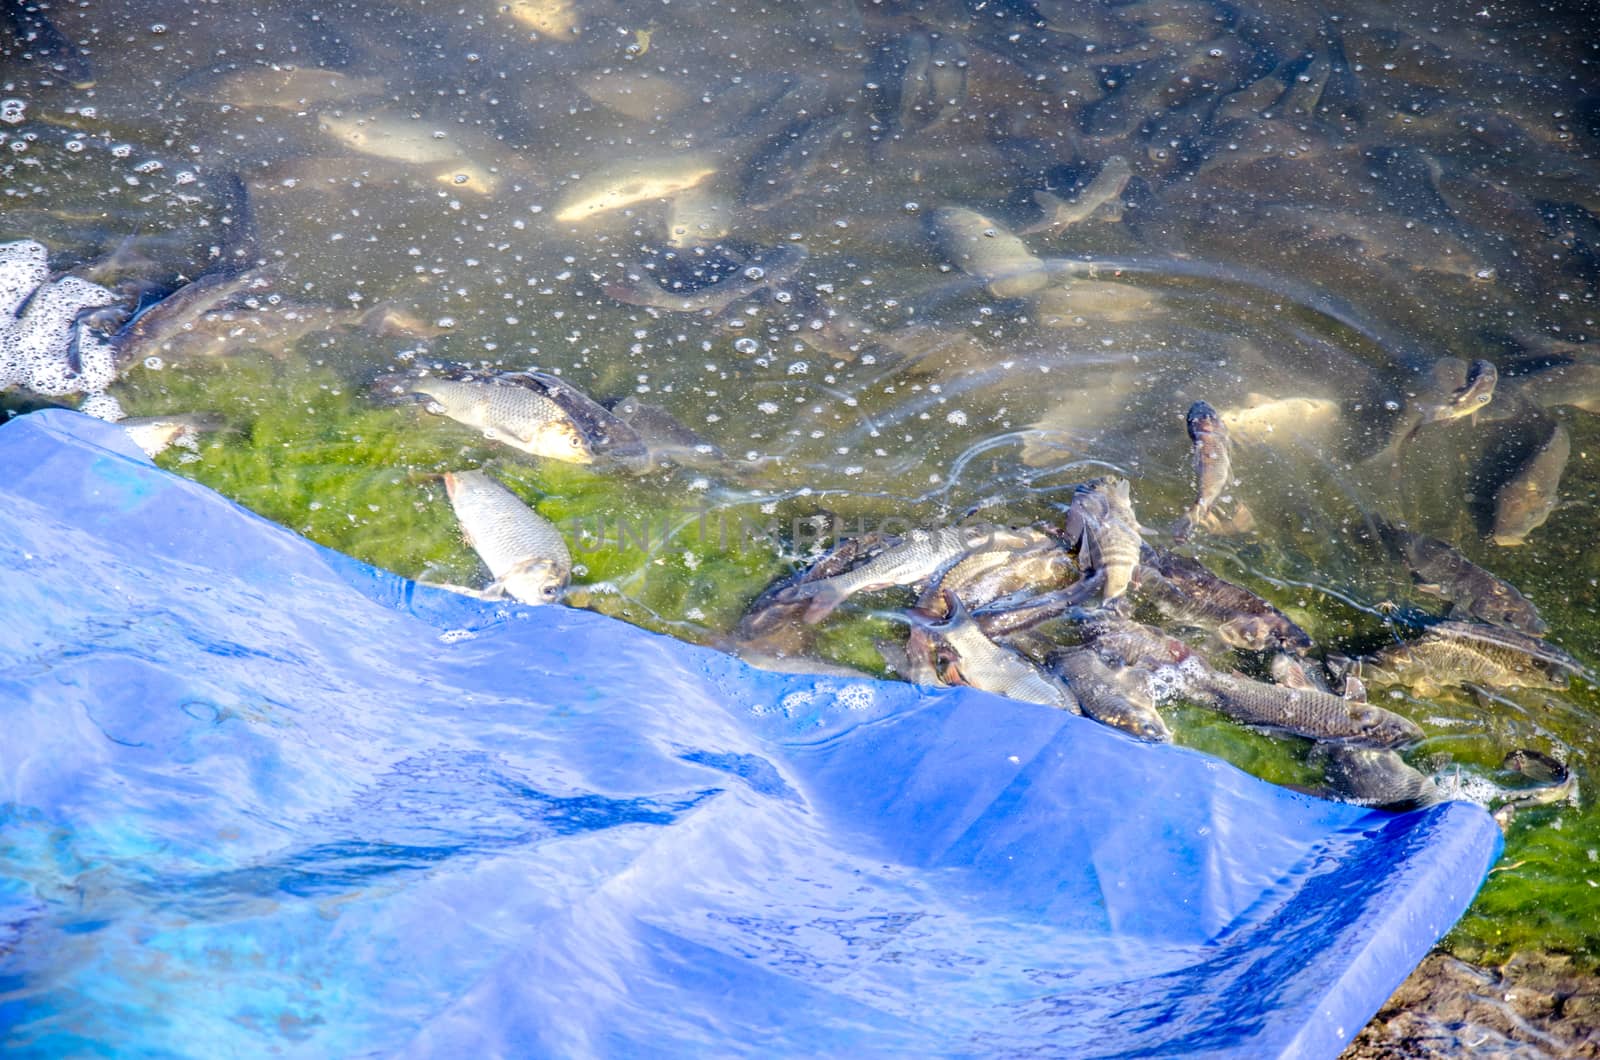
[0,409,1502,1057]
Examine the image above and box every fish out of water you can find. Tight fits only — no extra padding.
[1371,519,1546,635]
[444,470,571,604]
[737,531,902,653]
[552,153,718,223]
[1492,749,1578,826]
[1492,421,1569,547]
[1170,400,1231,543]
[1313,744,1443,810]
[779,525,1038,624]
[1047,648,1170,743]
[929,206,1048,299]
[1061,476,1142,603]
[915,529,1073,613]
[1077,612,1201,672]
[915,591,1080,712]
[1189,669,1424,747]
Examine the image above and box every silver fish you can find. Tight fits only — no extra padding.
[120,413,221,458]
[443,470,571,605]
[1492,422,1569,546]
[916,592,1080,712]
[378,371,645,469]
[780,525,1039,624]
[916,530,1074,614]
[737,531,903,652]
[1170,400,1231,543]
[1047,648,1171,743]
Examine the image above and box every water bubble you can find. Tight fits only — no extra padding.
[743,266,766,281]
[733,337,759,355]
[0,99,25,125]
[143,356,164,371]
[149,22,168,33]
[903,201,920,212]
[63,139,85,153]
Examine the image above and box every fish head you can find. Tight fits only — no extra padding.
[1218,615,1275,651]
[1185,400,1223,438]
[1350,704,1424,748]
[531,420,598,464]
[1424,358,1498,422]
[503,559,570,605]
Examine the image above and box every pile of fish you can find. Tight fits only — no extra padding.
[723,398,1586,815]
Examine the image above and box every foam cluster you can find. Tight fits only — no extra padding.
[0,239,125,420]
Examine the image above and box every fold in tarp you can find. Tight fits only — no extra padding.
[0,410,1501,1057]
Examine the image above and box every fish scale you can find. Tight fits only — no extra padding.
[1362,620,1583,695]
[1191,670,1424,747]
[399,377,594,463]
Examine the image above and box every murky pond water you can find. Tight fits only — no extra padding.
[3,0,1598,1006]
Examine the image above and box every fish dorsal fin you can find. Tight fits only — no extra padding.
[1271,653,1315,691]
[1342,675,1368,703]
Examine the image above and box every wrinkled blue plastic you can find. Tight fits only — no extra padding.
[0,409,1502,1057]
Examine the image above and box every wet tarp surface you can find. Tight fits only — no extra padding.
[0,410,1502,1057]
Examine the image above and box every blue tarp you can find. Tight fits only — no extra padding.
[0,409,1502,1057]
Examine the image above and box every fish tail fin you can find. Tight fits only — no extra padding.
[780,581,846,624]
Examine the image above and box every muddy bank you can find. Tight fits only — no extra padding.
[1345,951,1600,1059]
